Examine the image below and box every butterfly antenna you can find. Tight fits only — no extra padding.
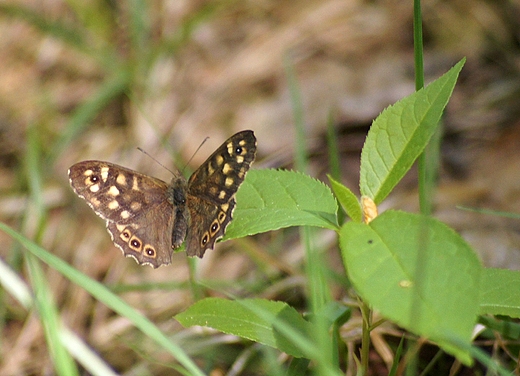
[137,147,176,175]
[181,136,210,173]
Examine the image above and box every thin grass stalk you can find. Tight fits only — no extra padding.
[326,112,345,224]
[285,55,337,375]
[25,125,79,375]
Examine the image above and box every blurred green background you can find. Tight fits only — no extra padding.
[1,0,520,374]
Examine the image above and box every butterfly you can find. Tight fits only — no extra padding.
[68,130,256,268]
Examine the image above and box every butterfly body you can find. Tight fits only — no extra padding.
[68,130,256,268]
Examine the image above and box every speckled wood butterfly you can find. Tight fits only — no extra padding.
[68,130,256,268]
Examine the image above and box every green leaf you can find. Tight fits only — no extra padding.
[176,298,314,358]
[360,59,465,203]
[479,268,520,318]
[339,210,481,365]
[225,169,339,239]
[327,175,362,223]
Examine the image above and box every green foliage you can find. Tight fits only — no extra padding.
[328,175,362,223]
[479,268,520,318]
[1,3,518,368]
[3,55,519,374]
[340,210,481,364]
[225,169,339,240]
[178,57,520,372]
[360,59,464,204]
[176,298,314,358]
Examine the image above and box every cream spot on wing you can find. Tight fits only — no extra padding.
[90,197,101,207]
[201,232,210,246]
[210,220,219,235]
[225,177,234,187]
[121,210,131,219]
[216,154,224,166]
[144,246,156,258]
[227,142,234,155]
[129,236,142,251]
[130,202,141,211]
[237,166,246,179]
[89,184,100,193]
[219,190,227,200]
[239,140,246,146]
[108,186,120,196]
[208,163,215,175]
[83,169,93,176]
[236,156,244,164]
[108,200,119,209]
[220,203,229,212]
[116,224,126,232]
[116,173,126,186]
[132,176,139,191]
[222,163,232,174]
[218,211,226,223]
[120,230,131,240]
[101,166,109,182]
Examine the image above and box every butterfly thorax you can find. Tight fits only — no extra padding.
[168,177,189,250]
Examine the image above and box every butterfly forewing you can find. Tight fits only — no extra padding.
[185,130,257,257]
[188,130,257,203]
[68,161,172,222]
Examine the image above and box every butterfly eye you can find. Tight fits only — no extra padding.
[90,175,99,183]
[235,146,243,155]
[201,233,209,246]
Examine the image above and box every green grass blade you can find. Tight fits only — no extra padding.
[326,112,341,182]
[0,4,86,49]
[284,55,308,173]
[0,253,122,375]
[26,254,79,376]
[360,59,465,204]
[24,125,78,375]
[0,223,205,376]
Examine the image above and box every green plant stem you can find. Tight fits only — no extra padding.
[414,0,436,217]
[360,300,372,375]
[413,0,424,92]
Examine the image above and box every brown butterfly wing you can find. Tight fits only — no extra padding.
[68,161,179,268]
[184,130,256,257]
